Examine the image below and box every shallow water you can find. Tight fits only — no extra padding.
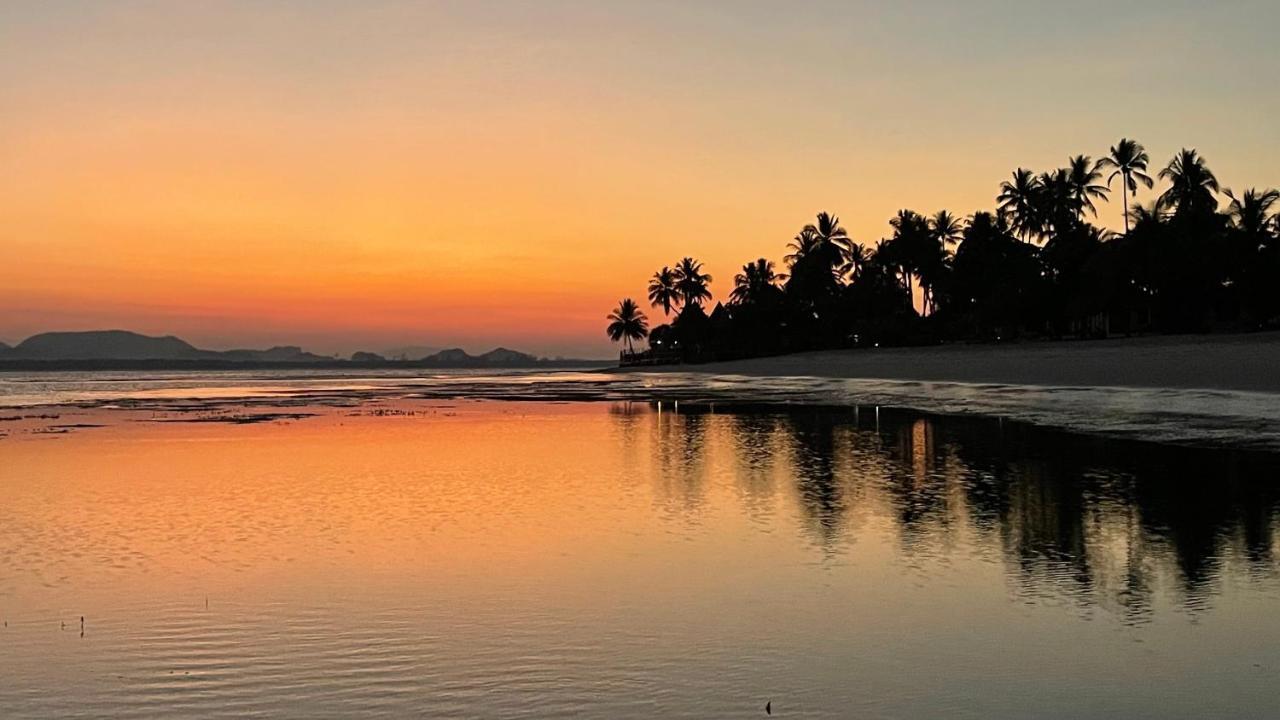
[2,376,1280,717]
[2,367,1280,449]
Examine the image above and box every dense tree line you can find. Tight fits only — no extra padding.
[606,139,1280,362]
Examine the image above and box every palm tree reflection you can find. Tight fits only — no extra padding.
[615,403,1280,619]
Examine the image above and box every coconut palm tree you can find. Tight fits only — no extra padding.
[997,168,1042,242]
[647,266,680,317]
[929,210,964,249]
[1126,201,1165,231]
[1158,148,1219,217]
[730,258,784,306]
[1035,168,1078,240]
[784,227,821,267]
[1097,138,1154,234]
[804,212,852,258]
[787,212,852,276]
[605,298,649,354]
[1224,187,1280,237]
[839,242,869,281]
[886,209,933,299]
[1066,155,1109,219]
[673,257,713,309]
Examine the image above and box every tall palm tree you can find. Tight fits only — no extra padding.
[730,258,783,306]
[605,298,649,354]
[839,242,869,281]
[1158,148,1219,217]
[886,209,933,299]
[647,266,680,317]
[673,257,713,309]
[790,212,852,277]
[784,227,821,267]
[1036,168,1076,239]
[1224,187,1279,237]
[1097,138,1153,234]
[804,212,852,256]
[1066,155,1109,219]
[929,210,964,249]
[997,168,1042,242]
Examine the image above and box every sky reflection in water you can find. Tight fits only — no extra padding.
[0,397,1278,718]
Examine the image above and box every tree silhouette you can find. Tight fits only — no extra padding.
[784,227,820,266]
[731,258,784,306]
[1224,188,1280,323]
[647,266,681,317]
[612,137,1279,364]
[1066,155,1110,219]
[929,210,964,249]
[1126,201,1164,230]
[1224,187,1279,237]
[673,257,713,308]
[606,298,649,354]
[804,212,853,266]
[787,213,851,279]
[839,242,869,281]
[888,210,931,291]
[1036,168,1078,240]
[1097,138,1154,234]
[784,213,852,336]
[1158,148,1219,218]
[998,169,1043,242]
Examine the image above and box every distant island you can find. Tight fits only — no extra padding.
[0,331,604,370]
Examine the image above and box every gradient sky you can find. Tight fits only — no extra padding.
[3,1,1277,357]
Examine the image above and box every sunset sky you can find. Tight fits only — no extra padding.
[3,1,1278,357]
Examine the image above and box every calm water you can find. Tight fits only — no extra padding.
[3,367,1280,449]
[2,373,1279,717]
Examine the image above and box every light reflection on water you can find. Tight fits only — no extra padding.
[1,399,1278,718]
[3,367,1279,449]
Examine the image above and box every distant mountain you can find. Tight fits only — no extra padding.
[218,346,331,363]
[9,330,206,360]
[428,348,473,364]
[418,347,540,367]
[0,330,601,368]
[382,345,443,361]
[1,331,333,363]
[479,347,538,365]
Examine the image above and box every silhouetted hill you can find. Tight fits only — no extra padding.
[382,345,443,361]
[429,348,473,364]
[10,330,206,360]
[478,347,538,365]
[218,346,331,363]
[0,330,605,369]
[415,347,540,367]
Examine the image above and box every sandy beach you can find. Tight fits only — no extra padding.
[639,332,1280,394]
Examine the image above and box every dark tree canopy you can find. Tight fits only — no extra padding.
[611,140,1280,364]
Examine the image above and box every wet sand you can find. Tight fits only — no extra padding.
[644,333,1280,393]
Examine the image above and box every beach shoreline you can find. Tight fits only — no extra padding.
[627,332,1280,394]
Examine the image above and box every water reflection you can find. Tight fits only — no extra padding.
[631,403,1280,622]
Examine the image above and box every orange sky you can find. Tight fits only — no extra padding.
[3,2,1277,356]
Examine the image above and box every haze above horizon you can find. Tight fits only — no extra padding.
[3,1,1277,356]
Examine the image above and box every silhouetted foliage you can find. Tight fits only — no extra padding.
[647,266,680,318]
[605,298,649,354]
[673,257,713,309]
[611,139,1280,364]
